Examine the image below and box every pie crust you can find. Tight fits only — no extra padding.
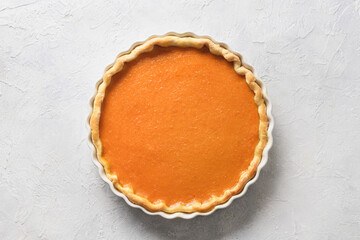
[90,34,269,213]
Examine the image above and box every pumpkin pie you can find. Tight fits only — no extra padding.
[90,34,269,213]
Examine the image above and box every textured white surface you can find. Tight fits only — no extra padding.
[1,0,360,239]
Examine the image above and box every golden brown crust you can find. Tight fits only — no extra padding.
[90,34,269,213]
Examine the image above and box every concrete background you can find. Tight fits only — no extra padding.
[1,0,360,239]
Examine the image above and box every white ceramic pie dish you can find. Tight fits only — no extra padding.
[87,33,274,219]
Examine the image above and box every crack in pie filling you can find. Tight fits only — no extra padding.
[90,36,269,213]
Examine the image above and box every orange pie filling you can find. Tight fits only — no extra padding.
[99,46,260,207]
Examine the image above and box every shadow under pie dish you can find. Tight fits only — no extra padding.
[89,33,272,217]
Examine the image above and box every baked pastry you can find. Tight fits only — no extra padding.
[90,34,269,213]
